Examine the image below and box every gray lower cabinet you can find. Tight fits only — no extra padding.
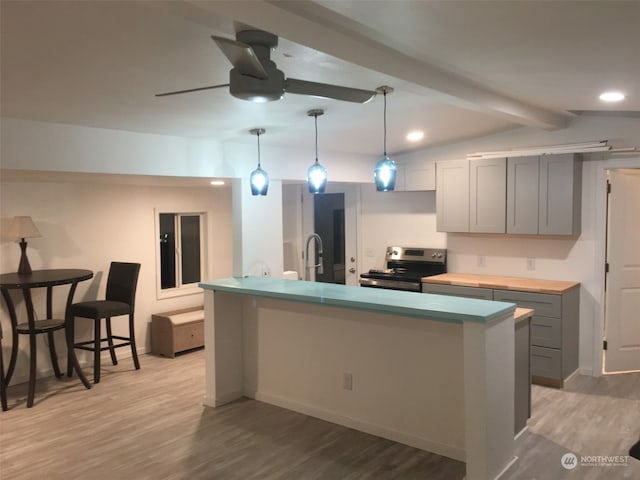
[422,282,579,388]
[493,288,579,388]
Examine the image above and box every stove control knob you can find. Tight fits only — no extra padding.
[437,253,443,258]
[431,253,437,258]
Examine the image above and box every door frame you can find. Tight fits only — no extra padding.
[593,157,640,376]
[603,167,640,373]
[302,182,361,285]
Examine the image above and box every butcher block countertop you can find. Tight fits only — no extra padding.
[422,273,579,294]
[514,307,534,324]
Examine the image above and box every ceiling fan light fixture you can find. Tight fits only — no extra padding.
[307,109,327,194]
[249,128,269,196]
[230,67,284,102]
[374,86,397,192]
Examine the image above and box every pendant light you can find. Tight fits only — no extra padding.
[307,109,327,194]
[373,85,397,192]
[249,128,269,196]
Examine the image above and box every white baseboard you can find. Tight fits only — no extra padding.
[247,389,466,462]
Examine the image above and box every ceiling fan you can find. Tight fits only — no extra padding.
[155,30,377,104]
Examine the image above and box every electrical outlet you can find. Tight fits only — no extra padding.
[477,255,486,267]
[343,372,353,391]
[526,257,536,270]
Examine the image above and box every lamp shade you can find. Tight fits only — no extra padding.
[374,155,397,192]
[7,216,42,240]
[307,162,327,194]
[250,167,269,196]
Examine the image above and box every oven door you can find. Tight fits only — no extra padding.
[359,277,422,292]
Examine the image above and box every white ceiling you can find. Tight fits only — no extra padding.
[1,1,638,158]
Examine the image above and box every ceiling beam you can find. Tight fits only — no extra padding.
[191,0,568,130]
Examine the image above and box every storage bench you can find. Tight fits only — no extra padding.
[151,306,204,357]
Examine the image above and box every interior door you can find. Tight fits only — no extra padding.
[604,168,640,373]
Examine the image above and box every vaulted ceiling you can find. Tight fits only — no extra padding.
[2,1,638,156]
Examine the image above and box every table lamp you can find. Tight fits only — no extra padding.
[7,216,42,274]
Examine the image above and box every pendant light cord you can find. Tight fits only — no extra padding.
[256,131,261,168]
[314,113,319,163]
[383,89,388,156]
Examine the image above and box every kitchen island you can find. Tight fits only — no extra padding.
[199,277,518,480]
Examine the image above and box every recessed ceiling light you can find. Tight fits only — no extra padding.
[210,180,225,186]
[599,91,625,102]
[406,130,424,142]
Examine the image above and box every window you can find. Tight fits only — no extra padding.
[157,211,206,298]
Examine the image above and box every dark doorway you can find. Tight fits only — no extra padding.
[314,193,345,284]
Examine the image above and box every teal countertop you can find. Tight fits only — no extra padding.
[199,277,515,324]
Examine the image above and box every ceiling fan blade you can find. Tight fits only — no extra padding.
[211,35,268,79]
[155,84,230,97]
[285,78,377,103]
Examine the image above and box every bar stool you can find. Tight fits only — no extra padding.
[67,262,141,383]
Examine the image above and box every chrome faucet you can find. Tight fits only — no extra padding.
[305,233,324,280]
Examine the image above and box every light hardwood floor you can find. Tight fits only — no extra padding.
[1,350,638,479]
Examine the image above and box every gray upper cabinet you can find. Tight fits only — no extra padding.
[436,159,469,232]
[437,154,582,235]
[506,156,539,234]
[539,154,582,235]
[506,154,582,235]
[393,158,436,192]
[469,158,506,233]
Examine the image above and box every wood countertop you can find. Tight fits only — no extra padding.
[422,273,579,294]
[514,307,534,324]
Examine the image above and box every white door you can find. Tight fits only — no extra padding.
[604,168,640,373]
[302,183,359,285]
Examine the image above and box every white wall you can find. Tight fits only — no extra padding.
[232,178,284,278]
[359,186,446,271]
[0,180,232,385]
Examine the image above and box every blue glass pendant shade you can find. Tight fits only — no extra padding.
[374,155,397,192]
[307,161,327,194]
[250,167,269,196]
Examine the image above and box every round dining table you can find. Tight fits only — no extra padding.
[0,269,94,407]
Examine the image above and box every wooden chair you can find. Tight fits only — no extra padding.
[67,262,141,383]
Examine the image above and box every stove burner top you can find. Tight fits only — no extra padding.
[359,246,447,292]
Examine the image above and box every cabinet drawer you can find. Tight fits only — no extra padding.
[531,346,562,380]
[493,290,561,318]
[422,283,494,300]
[531,315,562,349]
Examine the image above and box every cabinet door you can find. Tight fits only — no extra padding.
[507,156,539,234]
[469,158,507,233]
[436,159,469,232]
[405,163,436,191]
[539,154,582,235]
